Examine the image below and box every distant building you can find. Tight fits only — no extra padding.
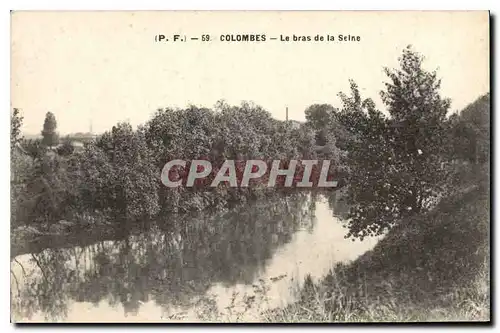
[66,133,97,143]
[70,141,85,150]
[287,120,302,130]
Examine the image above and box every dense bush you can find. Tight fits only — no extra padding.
[11,102,322,230]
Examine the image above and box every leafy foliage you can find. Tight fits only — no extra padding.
[11,108,24,149]
[11,102,317,230]
[447,93,490,164]
[335,46,452,239]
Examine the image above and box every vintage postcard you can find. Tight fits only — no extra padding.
[10,11,490,323]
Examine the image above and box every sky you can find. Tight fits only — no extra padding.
[11,11,489,135]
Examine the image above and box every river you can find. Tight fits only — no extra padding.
[10,193,381,322]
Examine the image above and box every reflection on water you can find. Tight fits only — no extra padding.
[11,193,380,322]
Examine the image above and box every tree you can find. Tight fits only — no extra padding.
[11,108,24,149]
[94,122,160,221]
[11,108,32,228]
[41,112,59,148]
[336,81,393,239]
[448,93,490,164]
[304,104,336,146]
[381,46,450,210]
[23,153,77,227]
[337,46,451,239]
[304,104,336,132]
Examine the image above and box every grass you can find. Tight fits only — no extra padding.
[263,183,490,322]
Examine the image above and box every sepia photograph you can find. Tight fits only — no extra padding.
[10,11,490,323]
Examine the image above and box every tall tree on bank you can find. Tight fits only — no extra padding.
[381,46,450,212]
[337,46,451,239]
[11,108,24,149]
[41,112,59,148]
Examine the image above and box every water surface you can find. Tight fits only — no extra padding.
[10,194,380,322]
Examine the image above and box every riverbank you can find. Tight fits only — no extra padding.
[10,191,315,259]
[263,183,490,322]
[11,221,118,259]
